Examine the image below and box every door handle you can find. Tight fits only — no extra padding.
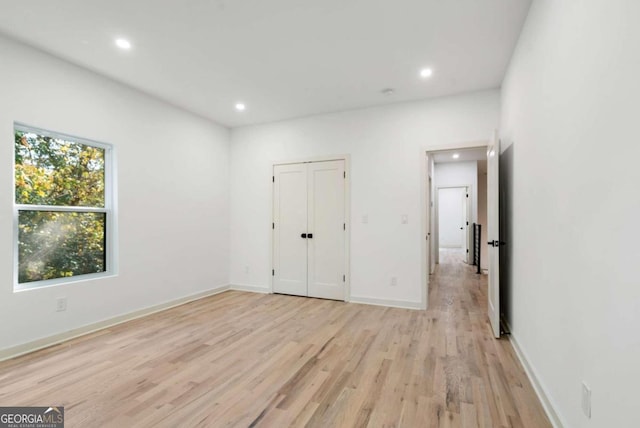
[301,233,307,238]
[487,240,506,247]
[307,233,313,239]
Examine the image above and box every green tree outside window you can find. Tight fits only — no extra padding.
[14,128,109,285]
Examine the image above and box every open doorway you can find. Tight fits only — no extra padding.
[429,147,487,269]
[423,139,502,337]
[423,145,488,308]
[424,145,487,285]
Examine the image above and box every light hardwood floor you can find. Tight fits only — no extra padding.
[0,251,551,427]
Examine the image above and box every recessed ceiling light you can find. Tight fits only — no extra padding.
[452,153,460,159]
[420,68,433,78]
[235,103,246,112]
[115,38,132,50]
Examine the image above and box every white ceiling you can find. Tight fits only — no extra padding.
[432,147,487,164]
[0,0,531,127]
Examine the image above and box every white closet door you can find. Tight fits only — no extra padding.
[307,160,345,300]
[273,163,308,296]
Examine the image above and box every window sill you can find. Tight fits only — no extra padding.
[13,272,118,293]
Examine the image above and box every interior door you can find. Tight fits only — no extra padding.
[463,187,470,264]
[273,163,308,296]
[429,177,436,274]
[307,160,345,300]
[487,131,501,338]
[438,187,466,248]
[426,173,431,276]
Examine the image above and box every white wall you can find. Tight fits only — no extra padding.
[230,90,499,307]
[0,36,230,352]
[501,1,640,426]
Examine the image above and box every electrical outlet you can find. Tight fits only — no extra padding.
[56,297,67,312]
[390,277,398,287]
[581,382,591,418]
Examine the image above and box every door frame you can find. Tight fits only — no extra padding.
[421,140,487,310]
[435,185,471,262]
[270,154,351,302]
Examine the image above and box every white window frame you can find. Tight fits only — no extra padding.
[13,123,116,291]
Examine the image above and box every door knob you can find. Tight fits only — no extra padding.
[307,233,313,239]
[301,233,307,238]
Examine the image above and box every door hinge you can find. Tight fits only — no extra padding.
[343,223,346,230]
[466,249,469,253]
[466,194,469,198]
[343,275,345,282]
[343,171,346,179]
[272,222,275,229]
[272,269,275,276]
[272,176,275,183]
[466,221,469,226]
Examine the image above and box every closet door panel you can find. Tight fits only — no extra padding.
[307,160,345,300]
[273,163,308,296]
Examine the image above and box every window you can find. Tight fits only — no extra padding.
[13,123,114,290]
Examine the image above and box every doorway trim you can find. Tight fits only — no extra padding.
[421,140,488,310]
[270,154,351,302]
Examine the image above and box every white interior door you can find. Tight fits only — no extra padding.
[430,177,436,274]
[273,160,346,301]
[426,175,431,275]
[307,160,345,300]
[463,188,470,264]
[438,187,466,248]
[487,132,501,338]
[273,163,308,297]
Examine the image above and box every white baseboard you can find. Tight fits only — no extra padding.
[0,284,230,362]
[349,295,423,310]
[229,284,270,294]
[508,331,566,428]
[229,286,424,310]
